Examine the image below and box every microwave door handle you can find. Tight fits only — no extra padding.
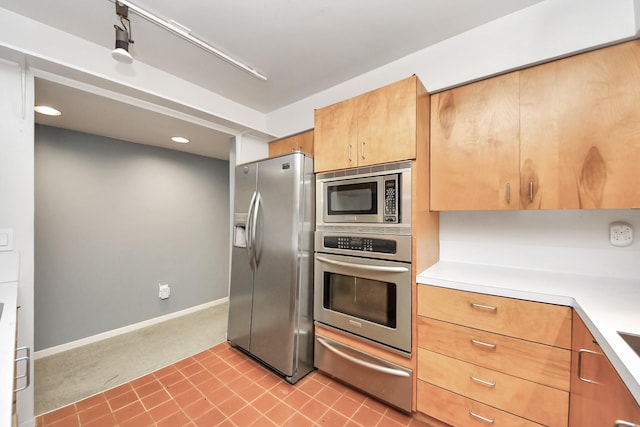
[316,256,409,273]
[317,337,410,377]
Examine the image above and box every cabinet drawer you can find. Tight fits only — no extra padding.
[417,317,571,390]
[417,285,572,348]
[418,348,569,427]
[418,381,544,427]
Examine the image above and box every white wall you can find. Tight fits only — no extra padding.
[266,0,638,137]
[440,210,640,279]
[0,59,35,426]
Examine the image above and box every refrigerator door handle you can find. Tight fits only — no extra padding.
[251,192,262,270]
[246,191,258,270]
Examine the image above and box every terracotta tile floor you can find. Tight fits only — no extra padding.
[36,342,430,426]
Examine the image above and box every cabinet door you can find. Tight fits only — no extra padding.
[355,76,417,167]
[430,72,520,210]
[521,41,640,209]
[268,130,314,158]
[314,98,356,172]
[570,312,640,427]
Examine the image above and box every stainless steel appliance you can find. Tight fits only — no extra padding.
[314,161,414,412]
[228,152,314,384]
[316,161,411,230]
[314,232,412,352]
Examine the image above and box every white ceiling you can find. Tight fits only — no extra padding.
[35,78,233,159]
[1,0,544,159]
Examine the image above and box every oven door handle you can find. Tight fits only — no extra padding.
[317,337,410,377]
[316,256,409,273]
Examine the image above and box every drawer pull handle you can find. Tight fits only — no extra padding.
[470,374,496,388]
[470,302,497,312]
[578,348,600,384]
[471,339,497,349]
[614,421,637,427]
[469,410,495,424]
[14,346,31,392]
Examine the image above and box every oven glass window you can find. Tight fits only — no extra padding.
[323,272,396,328]
[327,182,377,215]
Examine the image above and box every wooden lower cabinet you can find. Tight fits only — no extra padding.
[569,312,640,426]
[417,285,571,349]
[417,317,571,391]
[419,348,568,426]
[416,285,572,426]
[418,381,543,427]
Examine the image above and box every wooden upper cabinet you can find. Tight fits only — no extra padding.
[268,129,314,158]
[569,311,640,427]
[314,76,419,172]
[314,98,357,171]
[355,77,417,167]
[430,72,520,210]
[520,40,640,209]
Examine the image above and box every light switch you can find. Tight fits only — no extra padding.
[0,229,13,251]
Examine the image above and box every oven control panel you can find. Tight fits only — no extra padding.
[323,236,397,254]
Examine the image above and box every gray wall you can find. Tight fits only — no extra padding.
[34,125,230,351]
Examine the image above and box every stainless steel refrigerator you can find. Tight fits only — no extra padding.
[228,152,314,384]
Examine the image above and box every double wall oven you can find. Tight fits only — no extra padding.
[313,161,413,412]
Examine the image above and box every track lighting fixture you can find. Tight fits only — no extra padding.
[108,0,267,80]
[112,1,134,64]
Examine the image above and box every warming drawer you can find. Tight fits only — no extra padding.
[314,332,412,412]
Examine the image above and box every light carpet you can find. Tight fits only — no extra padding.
[34,302,228,415]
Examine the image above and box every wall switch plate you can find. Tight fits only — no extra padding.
[609,222,633,247]
[159,283,171,299]
[0,229,13,251]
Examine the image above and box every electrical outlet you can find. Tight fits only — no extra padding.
[609,222,633,247]
[159,283,171,299]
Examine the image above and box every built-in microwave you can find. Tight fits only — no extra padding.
[316,161,411,230]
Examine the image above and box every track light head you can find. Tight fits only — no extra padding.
[112,1,134,64]
[112,25,133,63]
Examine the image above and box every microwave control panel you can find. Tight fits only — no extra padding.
[384,178,398,222]
[323,236,397,254]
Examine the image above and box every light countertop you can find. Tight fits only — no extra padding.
[0,252,19,426]
[0,282,18,426]
[417,261,640,404]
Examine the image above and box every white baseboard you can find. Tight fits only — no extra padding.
[34,297,229,360]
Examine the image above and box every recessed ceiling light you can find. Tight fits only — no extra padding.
[34,105,62,116]
[171,136,190,144]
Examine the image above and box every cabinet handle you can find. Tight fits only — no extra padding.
[529,181,534,202]
[506,183,511,204]
[14,346,30,392]
[469,410,495,424]
[614,421,637,427]
[348,144,352,161]
[470,302,497,312]
[471,339,497,349]
[578,348,600,384]
[361,141,366,159]
[470,374,496,387]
